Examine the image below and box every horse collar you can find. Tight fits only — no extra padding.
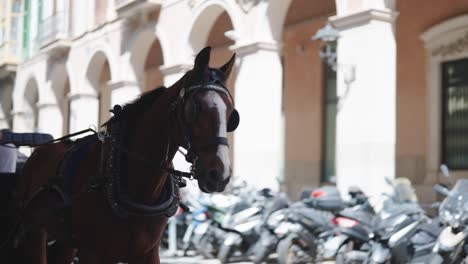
[99,115,181,218]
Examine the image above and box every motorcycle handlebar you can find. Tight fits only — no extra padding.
[433,184,451,197]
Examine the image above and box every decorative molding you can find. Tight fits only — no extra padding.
[17,52,48,69]
[421,14,468,44]
[159,63,193,76]
[107,80,139,91]
[429,31,468,57]
[230,42,281,56]
[330,9,398,30]
[10,109,25,116]
[236,0,260,13]
[37,102,58,109]
[68,92,98,101]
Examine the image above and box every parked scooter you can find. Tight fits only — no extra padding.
[429,164,468,264]
[273,186,349,264]
[335,178,440,264]
[217,188,285,263]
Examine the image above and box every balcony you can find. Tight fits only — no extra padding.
[115,0,163,18]
[37,12,71,56]
[0,43,19,79]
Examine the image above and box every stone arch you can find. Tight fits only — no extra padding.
[264,0,339,42]
[85,50,112,125]
[129,27,165,91]
[187,0,240,55]
[81,43,117,92]
[23,77,40,132]
[280,0,337,199]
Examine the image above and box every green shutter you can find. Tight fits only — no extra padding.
[321,43,337,183]
[37,0,42,28]
[22,0,30,59]
[35,0,42,52]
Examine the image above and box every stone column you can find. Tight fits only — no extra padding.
[68,93,99,133]
[37,102,63,138]
[0,79,13,129]
[12,110,28,132]
[331,9,398,196]
[0,110,8,129]
[231,42,284,191]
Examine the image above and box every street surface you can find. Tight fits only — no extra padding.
[160,251,336,264]
[161,255,252,264]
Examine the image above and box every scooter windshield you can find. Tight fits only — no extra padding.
[439,179,468,228]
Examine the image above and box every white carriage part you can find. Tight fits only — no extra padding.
[0,144,17,173]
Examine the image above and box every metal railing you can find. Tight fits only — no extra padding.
[37,12,69,48]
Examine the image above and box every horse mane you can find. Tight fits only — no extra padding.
[121,86,168,119]
[101,86,167,127]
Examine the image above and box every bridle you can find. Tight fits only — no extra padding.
[168,82,239,179]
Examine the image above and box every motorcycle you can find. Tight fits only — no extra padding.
[429,164,468,264]
[336,178,440,264]
[273,186,350,264]
[217,188,283,263]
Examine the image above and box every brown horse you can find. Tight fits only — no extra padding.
[14,47,238,264]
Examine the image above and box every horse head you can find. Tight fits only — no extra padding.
[179,47,239,193]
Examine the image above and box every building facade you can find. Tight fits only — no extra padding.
[6,0,468,201]
[0,0,22,129]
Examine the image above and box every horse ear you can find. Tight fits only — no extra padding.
[194,47,211,70]
[219,53,236,80]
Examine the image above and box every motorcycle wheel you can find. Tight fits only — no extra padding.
[277,234,314,264]
[251,242,271,264]
[427,253,444,264]
[218,244,235,264]
[197,233,218,259]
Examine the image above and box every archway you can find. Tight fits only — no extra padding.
[23,78,39,132]
[282,0,336,198]
[144,39,164,91]
[130,29,166,91]
[85,51,112,126]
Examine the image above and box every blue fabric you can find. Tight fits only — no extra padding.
[63,136,98,196]
[1,129,53,146]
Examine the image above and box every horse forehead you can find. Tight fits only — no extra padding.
[201,91,228,109]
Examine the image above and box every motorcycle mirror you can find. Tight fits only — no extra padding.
[440,164,450,178]
[384,176,393,186]
[433,184,451,197]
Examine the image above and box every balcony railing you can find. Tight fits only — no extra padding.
[115,0,164,17]
[37,12,70,49]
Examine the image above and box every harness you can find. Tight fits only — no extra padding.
[56,82,238,218]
